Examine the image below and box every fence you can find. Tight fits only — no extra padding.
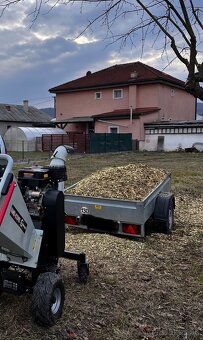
[89,133,132,153]
[5,133,138,156]
[41,133,90,153]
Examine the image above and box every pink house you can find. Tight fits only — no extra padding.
[49,61,196,142]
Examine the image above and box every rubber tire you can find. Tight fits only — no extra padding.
[159,201,174,234]
[32,272,65,327]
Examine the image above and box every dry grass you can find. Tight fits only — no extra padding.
[0,151,202,339]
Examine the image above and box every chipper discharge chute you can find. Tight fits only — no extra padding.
[0,146,89,327]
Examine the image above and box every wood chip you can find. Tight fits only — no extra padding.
[68,163,167,201]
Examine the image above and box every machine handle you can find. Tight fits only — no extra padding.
[0,154,14,197]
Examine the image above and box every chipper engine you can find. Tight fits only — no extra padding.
[0,146,89,326]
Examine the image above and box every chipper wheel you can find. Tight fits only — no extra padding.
[32,272,65,327]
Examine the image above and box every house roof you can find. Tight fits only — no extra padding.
[144,120,203,128]
[93,107,160,120]
[0,103,51,123]
[55,116,94,123]
[54,107,160,125]
[49,61,185,93]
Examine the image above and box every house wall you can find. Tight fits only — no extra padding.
[140,133,203,151]
[56,87,129,121]
[95,111,159,140]
[66,122,89,133]
[137,83,196,121]
[56,83,195,124]
[95,119,140,138]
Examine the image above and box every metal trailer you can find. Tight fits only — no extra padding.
[64,175,175,238]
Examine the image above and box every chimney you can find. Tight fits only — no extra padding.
[23,100,29,112]
[5,105,11,111]
[130,71,138,79]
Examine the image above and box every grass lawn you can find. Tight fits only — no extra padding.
[0,151,202,340]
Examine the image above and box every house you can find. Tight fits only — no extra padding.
[0,100,52,136]
[49,61,196,147]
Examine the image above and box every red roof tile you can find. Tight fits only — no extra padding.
[49,61,184,93]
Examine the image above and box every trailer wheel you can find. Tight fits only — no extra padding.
[32,272,65,327]
[158,200,174,234]
[77,262,89,284]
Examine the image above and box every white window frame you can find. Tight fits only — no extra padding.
[108,126,119,133]
[95,91,102,99]
[113,89,123,99]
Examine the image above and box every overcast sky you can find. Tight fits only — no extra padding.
[0,0,199,109]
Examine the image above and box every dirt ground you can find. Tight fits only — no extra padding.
[0,152,202,340]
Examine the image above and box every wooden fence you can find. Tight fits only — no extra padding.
[41,133,90,153]
[41,133,138,153]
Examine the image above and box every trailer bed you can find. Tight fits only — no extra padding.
[64,175,173,238]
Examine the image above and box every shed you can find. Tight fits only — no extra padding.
[4,127,66,152]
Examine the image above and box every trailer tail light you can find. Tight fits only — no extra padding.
[122,224,141,235]
[65,215,78,225]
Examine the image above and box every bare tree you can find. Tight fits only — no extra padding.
[76,0,203,100]
[1,0,203,100]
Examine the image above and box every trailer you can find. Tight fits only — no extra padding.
[64,174,175,238]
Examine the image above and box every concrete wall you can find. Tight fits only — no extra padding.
[140,133,203,151]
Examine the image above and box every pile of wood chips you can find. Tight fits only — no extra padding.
[68,163,168,201]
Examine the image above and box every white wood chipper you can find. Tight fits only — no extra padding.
[0,146,89,327]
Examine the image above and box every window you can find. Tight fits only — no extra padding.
[113,89,123,99]
[108,126,119,133]
[95,92,102,99]
[171,88,175,96]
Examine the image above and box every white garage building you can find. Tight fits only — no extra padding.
[140,121,203,151]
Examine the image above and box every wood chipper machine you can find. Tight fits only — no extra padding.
[0,146,89,327]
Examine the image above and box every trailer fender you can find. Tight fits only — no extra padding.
[153,193,175,222]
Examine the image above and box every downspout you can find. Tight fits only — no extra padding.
[195,98,197,120]
[130,106,133,125]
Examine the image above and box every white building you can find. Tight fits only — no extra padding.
[140,121,203,151]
